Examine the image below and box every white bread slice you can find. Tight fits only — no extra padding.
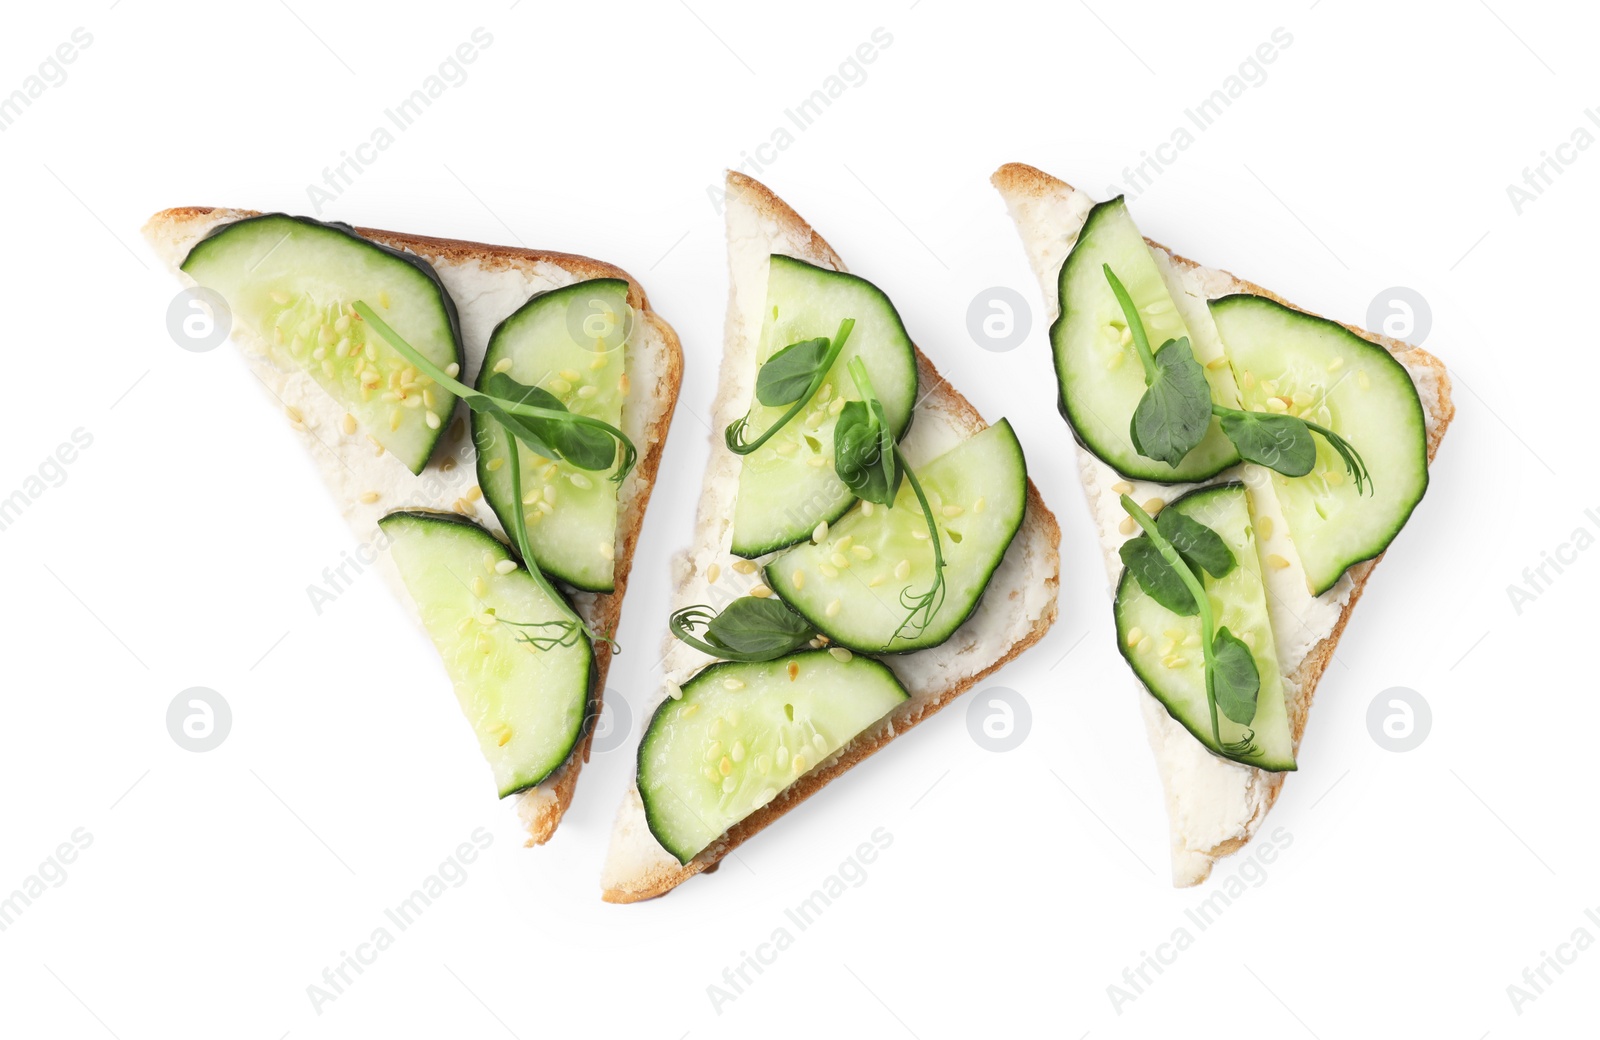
[143,207,683,845]
[599,173,1062,902]
[992,163,1454,886]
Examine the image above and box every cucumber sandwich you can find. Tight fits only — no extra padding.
[993,164,1454,885]
[145,208,683,843]
[601,174,1061,902]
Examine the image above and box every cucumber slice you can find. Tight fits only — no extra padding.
[731,256,919,558]
[764,421,1028,653]
[1210,294,1430,595]
[1113,483,1294,771]
[638,650,908,863]
[473,279,632,592]
[379,511,594,797]
[182,214,464,475]
[1051,198,1240,483]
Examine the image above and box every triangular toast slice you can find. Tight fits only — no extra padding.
[600,173,1061,902]
[993,163,1453,885]
[144,208,683,844]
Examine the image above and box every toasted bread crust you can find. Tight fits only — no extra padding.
[145,206,685,845]
[991,162,1455,880]
[602,173,1061,902]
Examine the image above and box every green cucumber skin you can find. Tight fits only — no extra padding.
[730,255,920,559]
[1112,482,1296,773]
[1209,293,1430,595]
[471,278,632,593]
[378,509,596,796]
[637,650,910,864]
[762,420,1029,655]
[1048,198,1239,485]
[181,214,466,475]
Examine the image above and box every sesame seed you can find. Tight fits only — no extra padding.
[1267,553,1291,570]
[535,501,554,515]
[466,484,482,502]
[1327,356,1345,372]
[807,456,827,467]
[861,502,874,517]
[549,378,572,394]
[1265,396,1289,413]
[775,746,790,768]
[1118,516,1137,536]
[1257,516,1274,539]
[493,358,514,373]
[825,598,841,618]
[912,529,928,540]
[389,410,402,431]
[719,756,733,777]
[776,441,798,456]
[830,552,850,569]
[522,490,540,505]
[618,373,630,395]
[828,397,846,415]
[1357,370,1371,390]
[851,545,873,560]
[1112,481,1134,495]
[819,563,839,579]
[704,741,723,761]
[707,563,721,584]
[868,574,885,587]
[787,662,799,681]
[1158,638,1175,657]
[972,497,986,514]
[425,411,440,430]
[1163,655,1188,669]
[750,584,773,598]
[792,569,805,589]
[577,385,598,399]
[476,612,498,626]
[792,755,807,774]
[1242,371,1256,389]
[1292,391,1313,409]
[731,740,746,763]
[812,520,829,544]
[284,405,303,425]
[942,504,964,518]
[590,355,607,370]
[497,725,512,747]
[732,560,757,574]
[542,464,558,481]
[1126,626,1144,647]
[667,683,684,701]
[812,732,828,751]
[1206,357,1229,370]
[340,412,357,436]
[599,541,615,560]
[359,491,380,504]
[487,457,505,472]
[494,560,517,575]
[756,755,771,774]
[270,290,290,305]
[894,559,911,581]
[1142,497,1165,515]
[829,647,852,662]
[472,576,487,597]
[559,369,581,382]
[568,472,593,490]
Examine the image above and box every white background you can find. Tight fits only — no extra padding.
[0,0,1592,1036]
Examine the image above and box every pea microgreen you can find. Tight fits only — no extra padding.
[1120,495,1261,761]
[1103,267,1372,493]
[726,319,855,455]
[670,597,814,662]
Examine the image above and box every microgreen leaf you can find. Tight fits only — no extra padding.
[726,319,855,456]
[1213,407,1315,477]
[834,356,901,507]
[352,301,636,484]
[756,337,831,406]
[669,598,813,662]
[1119,535,1198,616]
[1156,507,1235,580]
[1129,337,1213,468]
[1210,626,1260,726]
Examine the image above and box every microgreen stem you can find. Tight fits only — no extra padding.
[1121,494,1220,744]
[353,301,636,484]
[1103,265,1158,384]
[726,318,855,456]
[890,446,948,645]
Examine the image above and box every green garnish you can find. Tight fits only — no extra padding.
[355,301,623,654]
[352,301,637,485]
[1119,495,1260,757]
[670,597,814,662]
[1103,267,1372,493]
[836,358,946,646]
[726,319,855,455]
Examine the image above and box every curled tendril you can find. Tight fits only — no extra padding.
[1221,729,1262,760]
